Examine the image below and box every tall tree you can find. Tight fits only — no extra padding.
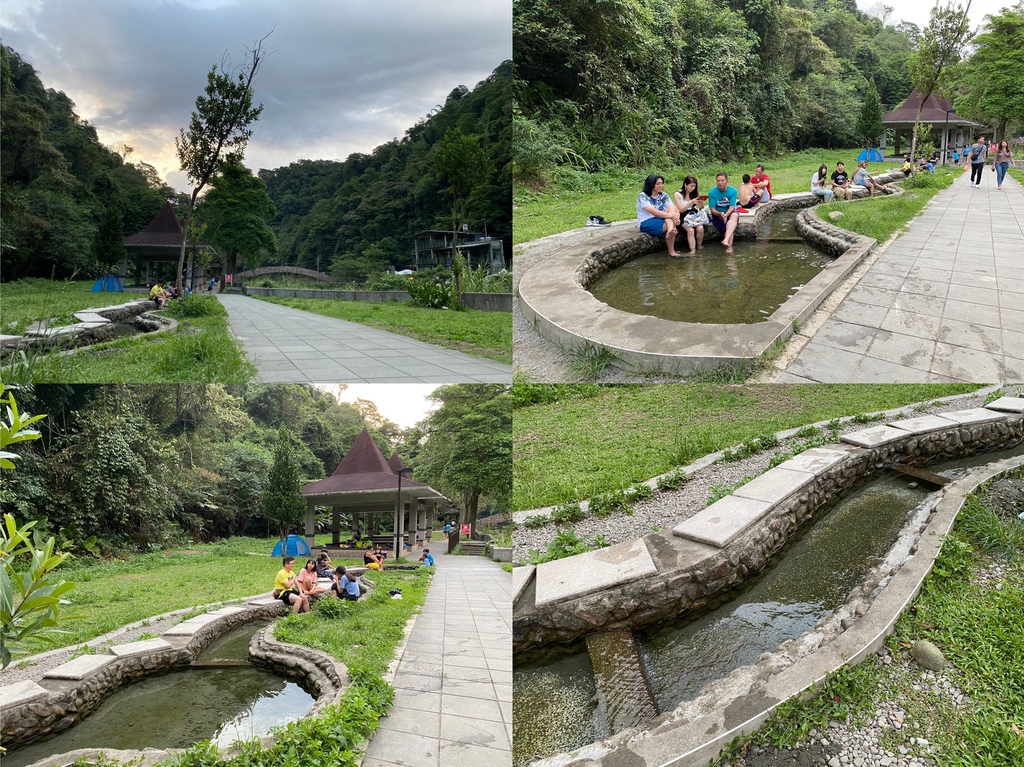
[954,3,1024,143]
[433,127,492,303]
[906,1,973,164]
[174,35,269,294]
[417,385,511,537]
[857,80,885,147]
[197,154,278,286]
[261,427,306,540]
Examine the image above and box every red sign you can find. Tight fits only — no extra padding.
[460,524,471,535]
[225,274,232,283]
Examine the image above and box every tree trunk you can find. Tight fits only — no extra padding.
[176,189,200,296]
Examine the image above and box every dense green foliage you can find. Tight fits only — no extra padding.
[416,385,513,532]
[513,0,919,186]
[1,46,168,280]
[0,385,376,549]
[258,61,512,278]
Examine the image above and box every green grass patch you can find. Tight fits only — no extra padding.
[514,149,904,244]
[255,296,511,365]
[274,568,430,677]
[19,537,365,656]
[812,170,955,243]
[1,312,256,383]
[512,384,981,509]
[0,279,141,334]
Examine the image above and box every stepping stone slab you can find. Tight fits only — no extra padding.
[733,467,816,506]
[0,680,49,708]
[841,425,909,448]
[887,414,958,434]
[108,638,172,657]
[942,407,1006,426]
[247,595,279,606]
[985,397,1024,414]
[776,447,852,474]
[208,605,248,616]
[673,495,773,548]
[44,654,116,680]
[535,539,657,608]
[512,565,535,605]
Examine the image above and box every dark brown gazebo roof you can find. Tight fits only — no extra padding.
[882,90,980,127]
[123,202,218,256]
[387,452,406,473]
[301,428,440,498]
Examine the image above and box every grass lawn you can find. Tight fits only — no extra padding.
[513,148,913,244]
[811,169,956,243]
[0,279,145,334]
[1,300,256,384]
[23,537,365,655]
[721,467,1024,767]
[255,296,512,365]
[513,384,982,509]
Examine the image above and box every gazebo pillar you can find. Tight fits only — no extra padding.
[416,500,427,546]
[305,500,316,552]
[331,505,341,546]
[393,492,404,560]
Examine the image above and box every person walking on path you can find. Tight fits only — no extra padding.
[992,140,1013,190]
[969,135,988,187]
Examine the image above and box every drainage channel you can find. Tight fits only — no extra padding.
[513,442,1024,767]
[4,621,314,767]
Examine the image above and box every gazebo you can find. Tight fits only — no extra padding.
[122,202,219,288]
[300,428,446,558]
[882,90,984,164]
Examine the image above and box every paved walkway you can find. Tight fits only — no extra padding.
[363,549,511,767]
[217,294,511,383]
[780,169,1024,383]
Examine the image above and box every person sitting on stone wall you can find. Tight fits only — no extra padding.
[274,556,310,614]
[363,542,384,571]
[331,565,361,601]
[296,558,327,597]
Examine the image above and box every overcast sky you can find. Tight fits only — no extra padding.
[0,0,511,191]
[326,384,439,429]
[857,0,1012,31]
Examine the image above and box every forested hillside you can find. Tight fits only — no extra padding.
[1,47,511,283]
[258,60,512,278]
[513,0,918,184]
[1,46,171,280]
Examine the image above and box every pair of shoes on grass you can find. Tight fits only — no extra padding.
[586,215,611,227]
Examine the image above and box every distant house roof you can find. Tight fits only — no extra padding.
[123,202,218,255]
[302,428,442,498]
[882,90,981,128]
[387,452,406,473]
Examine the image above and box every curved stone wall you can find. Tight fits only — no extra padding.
[0,588,352,757]
[513,398,1024,652]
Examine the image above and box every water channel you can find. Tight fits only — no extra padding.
[5,621,314,767]
[512,443,1024,766]
[587,212,830,325]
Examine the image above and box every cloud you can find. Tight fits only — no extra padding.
[1,0,511,189]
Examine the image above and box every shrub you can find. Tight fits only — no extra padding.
[657,468,689,491]
[524,514,550,529]
[165,294,226,318]
[406,277,458,309]
[550,502,586,525]
[369,274,413,291]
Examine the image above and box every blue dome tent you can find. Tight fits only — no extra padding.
[91,275,123,292]
[271,535,311,557]
[857,148,884,162]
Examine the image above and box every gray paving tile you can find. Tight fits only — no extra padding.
[439,714,509,750]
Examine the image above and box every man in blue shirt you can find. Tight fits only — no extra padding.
[420,548,435,567]
[706,172,739,252]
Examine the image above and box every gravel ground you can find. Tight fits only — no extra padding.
[512,387,1015,563]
